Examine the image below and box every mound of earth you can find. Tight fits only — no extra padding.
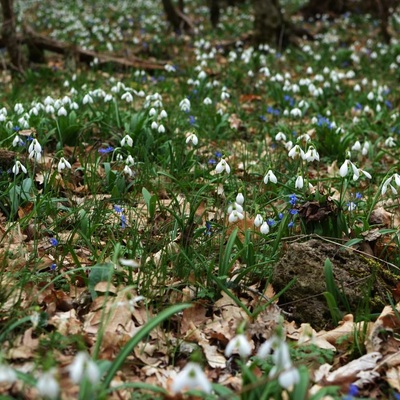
[272,239,397,330]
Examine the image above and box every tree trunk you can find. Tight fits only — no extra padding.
[0,0,22,73]
[209,0,220,28]
[252,0,285,47]
[161,0,193,34]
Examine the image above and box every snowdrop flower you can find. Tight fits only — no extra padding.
[125,155,134,166]
[45,104,55,114]
[121,92,133,103]
[121,135,133,147]
[229,210,244,223]
[225,334,252,358]
[104,94,113,102]
[236,193,244,205]
[123,165,134,177]
[164,63,176,72]
[172,363,212,394]
[254,214,263,228]
[295,175,304,189]
[57,157,71,173]
[68,352,101,385]
[14,103,24,114]
[275,132,286,141]
[381,173,400,195]
[159,109,168,119]
[13,162,26,177]
[288,145,305,160]
[57,106,68,117]
[82,94,93,105]
[37,370,59,399]
[203,97,212,105]
[304,146,319,162]
[12,135,21,147]
[278,366,300,389]
[186,132,198,146]
[70,101,79,110]
[28,139,42,161]
[221,90,230,101]
[44,96,54,106]
[260,221,270,234]
[289,108,302,118]
[149,107,157,116]
[384,137,396,147]
[367,91,374,101]
[151,121,158,130]
[158,124,165,133]
[351,141,362,151]
[179,98,191,112]
[215,158,230,174]
[227,203,243,214]
[0,364,17,383]
[264,170,277,184]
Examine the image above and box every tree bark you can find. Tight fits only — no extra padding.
[0,0,22,73]
[252,0,285,48]
[161,0,193,34]
[209,0,220,28]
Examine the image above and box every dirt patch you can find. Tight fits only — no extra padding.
[272,239,397,330]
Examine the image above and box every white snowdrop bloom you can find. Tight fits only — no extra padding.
[354,84,361,92]
[5,121,13,130]
[376,104,382,113]
[278,367,300,389]
[149,107,157,116]
[123,165,134,177]
[0,365,17,383]
[215,158,230,174]
[14,103,24,114]
[36,370,59,400]
[229,210,244,223]
[295,175,304,189]
[158,124,165,133]
[275,132,286,141]
[367,91,374,101]
[179,98,191,112]
[18,118,29,129]
[227,203,243,214]
[260,221,270,234]
[254,214,263,228]
[284,141,293,151]
[30,106,39,116]
[225,334,252,358]
[203,97,212,105]
[57,157,71,173]
[348,202,357,211]
[306,66,313,74]
[283,109,289,116]
[264,170,277,184]
[28,139,42,155]
[362,142,370,156]
[171,362,212,394]
[45,104,55,114]
[186,132,198,146]
[121,135,133,147]
[12,160,27,175]
[70,102,79,110]
[198,70,207,80]
[221,90,230,101]
[304,146,319,162]
[339,160,350,177]
[351,141,362,151]
[62,96,71,105]
[0,114,6,122]
[53,99,62,110]
[259,67,270,76]
[384,137,396,147]
[121,92,133,103]
[125,155,135,166]
[288,145,305,160]
[82,94,93,105]
[12,135,21,147]
[164,63,176,72]
[104,94,113,102]
[359,169,372,179]
[159,109,168,119]
[290,108,302,118]
[151,121,158,130]
[57,106,68,117]
[44,96,54,106]
[68,352,101,385]
[236,193,244,205]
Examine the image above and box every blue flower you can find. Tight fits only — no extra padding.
[189,115,196,125]
[290,209,298,215]
[259,115,267,122]
[267,218,276,227]
[288,221,294,228]
[12,126,20,132]
[121,214,126,229]
[205,221,212,235]
[354,103,363,110]
[289,194,298,206]
[208,159,216,165]
[385,100,393,109]
[98,146,114,154]
[355,192,362,200]
[215,151,222,159]
[51,263,57,271]
[278,213,284,220]
[50,238,58,247]
[347,384,359,397]
[114,205,123,213]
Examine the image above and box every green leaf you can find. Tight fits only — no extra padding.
[88,263,114,300]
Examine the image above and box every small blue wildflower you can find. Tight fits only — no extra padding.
[99,146,114,154]
[121,214,126,229]
[267,218,276,227]
[189,115,196,125]
[283,95,294,106]
[355,192,362,200]
[354,103,363,110]
[215,151,222,159]
[347,384,359,397]
[12,126,20,132]
[278,213,284,220]
[385,100,392,109]
[259,115,267,122]
[289,194,297,206]
[288,221,294,228]
[50,238,58,247]
[26,136,34,142]
[394,393,400,400]
[50,263,57,271]
[290,209,298,215]
[205,221,212,235]
[208,159,216,165]
[114,205,123,213]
